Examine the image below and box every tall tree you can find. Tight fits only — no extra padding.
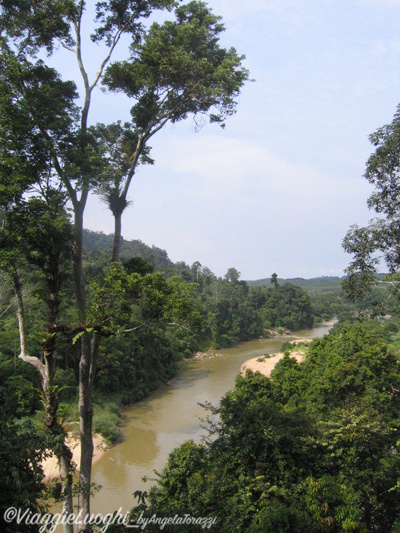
[271,272,279,288]
[1,2,177,527]
[0,188,75,532]
[0,1,249,528]
[97,0,249,261]
[91,121,154,262]
[0,63,77,529]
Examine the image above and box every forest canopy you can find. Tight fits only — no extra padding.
[132,321,400,532]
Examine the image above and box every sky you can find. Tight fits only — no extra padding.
[61,0,400,280]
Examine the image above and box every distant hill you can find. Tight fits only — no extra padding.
[248,276,345,294]
[82,231,387,296]
[83,229,173,270]
[248,274,392,295]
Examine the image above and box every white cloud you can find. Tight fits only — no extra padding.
[155,134,359,201]
[99,132,372,278]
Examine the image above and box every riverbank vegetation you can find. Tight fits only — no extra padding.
[0,226,392,529]
[127,319,400,532]
[116,103,400,532]
[0,228,387,453]
[0,229,315,433]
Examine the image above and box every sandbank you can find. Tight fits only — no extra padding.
[240,351,305,378]
[42,432,107,481]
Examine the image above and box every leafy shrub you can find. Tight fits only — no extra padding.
[93,412,122,443]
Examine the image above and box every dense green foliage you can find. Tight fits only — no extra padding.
[0,415,46,533]
[158,262,314,347]
[0,231,315,421]
[133,322,400,532]
[250,274,394,323]
[0,229,315,414]
[256,283,314,331]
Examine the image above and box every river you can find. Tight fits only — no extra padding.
[85,323,331,517]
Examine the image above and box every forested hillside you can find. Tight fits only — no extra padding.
[82,229,316,347]
[83,230,173,270]
[3,227,389,444]
[0,230,315,415]
[249,275,345,292]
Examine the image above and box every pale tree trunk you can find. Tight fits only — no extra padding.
[59,453,74,524]
[72,203,87,323]
[13,270,74,533]
[72,233,101,529]
[110,134,145,264]
[44,376,74,533]
[72,198,103,532]
[70,200,95,532]
[77,333,100,533]
[61,19,151,527]
[78,334,94,531]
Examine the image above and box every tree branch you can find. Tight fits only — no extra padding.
[165,321,190,330]
[0,302,13,319]
[74,16,90,134]
[120,134,144,200]
[89,7,143,92]
[57,38,77,55]
[89,27,124,91]
[123,323,147,333]
[123,320,189,333]
[12,270,46,379]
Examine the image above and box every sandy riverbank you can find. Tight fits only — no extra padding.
[42,433,107,481]
[240,321,335,378]
[240,338,312,378]
[240,351,305,378]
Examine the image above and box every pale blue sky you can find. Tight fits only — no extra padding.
[73,0,400,279]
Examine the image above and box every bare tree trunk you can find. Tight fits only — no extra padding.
[78,335,93,531]
[69,197,97,532]
[44,377,74,533]
[59,452,74,525]
[72,203,87,323]
[70,200,94,532]
[112,210,122,263]
[78,333,100,533]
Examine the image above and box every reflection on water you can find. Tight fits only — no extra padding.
[58,324,333,520]
[173,368,212,389]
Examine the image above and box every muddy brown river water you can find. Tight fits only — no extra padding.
[86,323,332,517]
